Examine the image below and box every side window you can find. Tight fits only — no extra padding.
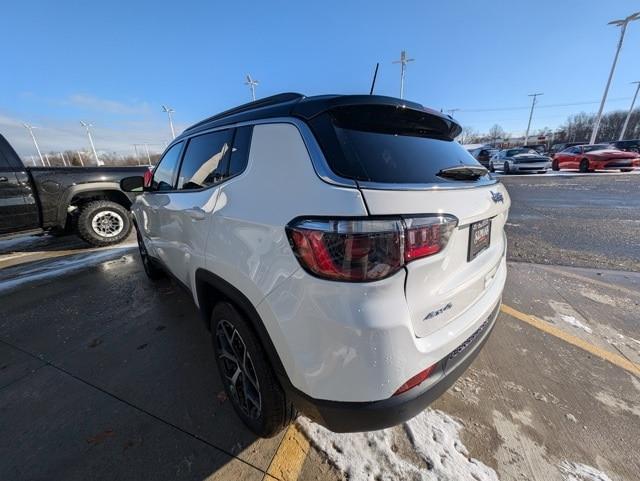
[228,126,253,177]
[177,130,233,190]
[152,142,183,191]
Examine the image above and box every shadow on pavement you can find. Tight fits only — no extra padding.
[0,254,280,480]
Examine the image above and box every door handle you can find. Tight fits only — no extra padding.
[0,176,8,182]
[185,207,206,221]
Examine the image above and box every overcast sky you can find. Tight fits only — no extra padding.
[2,0,639,158]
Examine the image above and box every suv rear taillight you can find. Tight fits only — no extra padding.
[286,215,457,282]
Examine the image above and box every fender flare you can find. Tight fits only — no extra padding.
[194,268,288,378]
[56,182,134,228]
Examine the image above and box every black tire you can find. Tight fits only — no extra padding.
[621,168,633,173]
[579,159,590,173]
[76,200,132,247]
[136,227,164,280]
[552,160,559,171]
[489,162,495,173]
[503,162,511,174]
[211,302,295,438]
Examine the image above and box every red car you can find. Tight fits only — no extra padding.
[552,144,640,172]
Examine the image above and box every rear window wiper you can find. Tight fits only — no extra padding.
[437,165,488,181]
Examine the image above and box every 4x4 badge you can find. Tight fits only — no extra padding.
[490,191,504,203]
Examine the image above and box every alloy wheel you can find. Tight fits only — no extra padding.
[92,210,124,238]
[215,319,262,419]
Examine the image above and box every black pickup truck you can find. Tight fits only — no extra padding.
[0,134,148,246]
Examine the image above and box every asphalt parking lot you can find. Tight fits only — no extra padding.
[1,172,639,481]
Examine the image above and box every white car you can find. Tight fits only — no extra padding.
[489,148,551,174]
[122,93,510,437]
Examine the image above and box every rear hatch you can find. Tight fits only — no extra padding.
[307,102,510,337]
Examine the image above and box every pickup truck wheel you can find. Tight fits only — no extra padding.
[77,200,132,247]
[211,302,296,438]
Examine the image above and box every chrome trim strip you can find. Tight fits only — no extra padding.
[356,178,498,191]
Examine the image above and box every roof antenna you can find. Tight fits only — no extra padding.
[369,62,379,95]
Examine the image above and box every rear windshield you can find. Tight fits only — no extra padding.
[309,105,486,184]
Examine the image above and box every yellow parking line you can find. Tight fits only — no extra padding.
[264,424,309,481]
[501,304,640,376]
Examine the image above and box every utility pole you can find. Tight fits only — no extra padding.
[161,105,176,139]
[619,81,640,140]
[143,143,152,166]
[524,93,543,146]
[392,50,414,100]
[23,123,45,166]
[244,74,259,101]
[80,121,103,166]
[590,11,640,144]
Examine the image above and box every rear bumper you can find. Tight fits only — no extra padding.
[288,301,500,432]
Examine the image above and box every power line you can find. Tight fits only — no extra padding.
[459,97,633,113]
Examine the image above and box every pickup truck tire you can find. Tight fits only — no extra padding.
[211,302,296,438]
[77,200,132,247]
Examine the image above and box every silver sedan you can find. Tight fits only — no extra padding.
[489,148,551,174]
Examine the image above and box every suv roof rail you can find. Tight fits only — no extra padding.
[184,92,305,133]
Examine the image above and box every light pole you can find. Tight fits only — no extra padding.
[590,11,640,144]
[22,123,45,166]
[161,105,176,139]
[619,81,640,140]
[80,121,103,166]
[244,74,259,101]
[524,93,543,146]
[393,50,415,100]
[143,143,152,166]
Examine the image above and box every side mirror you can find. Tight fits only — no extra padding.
[120,175,145,192]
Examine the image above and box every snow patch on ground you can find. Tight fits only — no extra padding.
[579,288,619,307]
[298,409,498,481]
[546,300,594,334]
[595,391,640,418]
[559,461,613,481]
[0,233,48,254]
[559,314,593,334]
[0,246,136,293]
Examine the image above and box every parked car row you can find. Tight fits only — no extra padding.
[466,142,640,175]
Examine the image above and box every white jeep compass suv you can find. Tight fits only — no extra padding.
[121,93,510,437]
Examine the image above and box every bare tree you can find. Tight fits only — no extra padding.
[488,124,505,146]
[457,126,479,145]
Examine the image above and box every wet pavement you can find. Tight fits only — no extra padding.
[1,173,639,481]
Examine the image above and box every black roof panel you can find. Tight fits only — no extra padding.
[179,93,461,140]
